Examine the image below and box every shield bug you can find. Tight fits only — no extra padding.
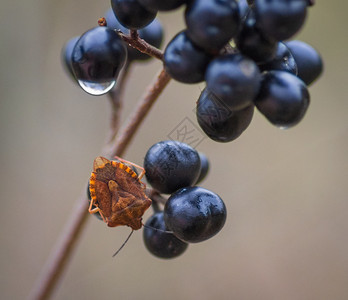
[89,156,152,230]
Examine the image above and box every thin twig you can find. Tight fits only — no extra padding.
[104,68,171,158]
[117,30,164,61]
[130,29,139,39]
[146,188,167,206]
[28,192,90,300]
[104,62,131,147]
[29,68,171,300]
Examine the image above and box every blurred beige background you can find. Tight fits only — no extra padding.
[1,1,347,299]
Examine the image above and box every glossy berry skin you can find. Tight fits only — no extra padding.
[105,8,128,32]
[205,53,261,110]
[255,0,308,41]
[196,152,209,184]
[105,9,163,61]
[71,27,127,86]
[258,42,297,75]
[144,140,201,194]
[185,0,240,53]
[61,36,80,81]
[164,187,226,243]
[235,9,277,63]
[137,0,186,11]
[164,31,212,83]
[254,71,310,128]
[111,0,157,30]
[238,0,250,18]
[286,40,323,85]
[143,212,188,259]
[197,88,254,142]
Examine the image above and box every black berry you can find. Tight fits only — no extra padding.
[238,0,250,19]
[61,36,80,82]
[235,9,277,63]
[164,187,226,243]
[286,40,323,85]
[197,88,254,142]
[111,0,157,30]
[164,30,213,83]
[105,8,129,33]
[144,140,201,194]
[137,0,186,11]
[71,26,127,96]
[143,212,188,259]
[258,42,297,75]
[185,0,240,53]
[205,53,261,110]
[255,0,308,41]
[254,70,310,128]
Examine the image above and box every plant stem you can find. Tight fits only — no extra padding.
[104,62,131,147]
[28,193,90,300]
[29,68,171,300]
[146,188,167,213]
[104,68,171,158]
[117,30,164,61]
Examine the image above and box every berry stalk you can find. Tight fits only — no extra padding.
[117,29,164,60]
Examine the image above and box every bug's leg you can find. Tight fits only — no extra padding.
[97,211,106,223]
[88,199,107,222]
[88,198,97,213]
[140,182,146,189]
[137,168,146,181]
[114,156,146,180]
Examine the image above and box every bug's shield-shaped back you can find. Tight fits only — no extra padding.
[89,156,151,230]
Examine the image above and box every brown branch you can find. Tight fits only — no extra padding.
[28,193,90,300]
[117,30,164,61]
[104,68,171,158]
[29,68,171,300]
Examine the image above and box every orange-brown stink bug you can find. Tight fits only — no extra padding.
[88,156,152,231]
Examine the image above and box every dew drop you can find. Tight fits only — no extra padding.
[78,80,116,96]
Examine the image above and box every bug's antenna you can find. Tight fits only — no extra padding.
[112,230,134,257]
[142,223,173,234]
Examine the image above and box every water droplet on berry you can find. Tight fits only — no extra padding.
[77,80,116,96]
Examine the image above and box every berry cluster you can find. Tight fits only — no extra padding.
[143,140,226,259]
[63,0,322,139]
[62,0,323,259]
[161,0,322,140]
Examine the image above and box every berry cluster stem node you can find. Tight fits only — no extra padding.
[117,30,164,60]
